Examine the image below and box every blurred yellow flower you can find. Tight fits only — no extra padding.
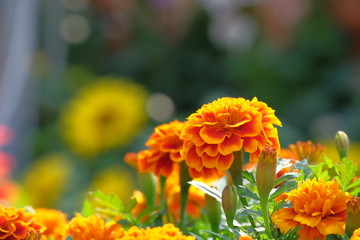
[23,153,71,208]
[90,165,134,202]
[61,78,147,157]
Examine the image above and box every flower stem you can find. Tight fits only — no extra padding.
[260,196,272,237]
[159,176,170,223]
[179,161,191,231]
[229,150,258,233]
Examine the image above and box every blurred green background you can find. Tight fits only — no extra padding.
[0,0,360,214]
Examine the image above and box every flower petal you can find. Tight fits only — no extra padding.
[216,154,234,171]
[294,213,322,228]
[218,134,243,155]
[199,126,229,144]
[202,153,218,168]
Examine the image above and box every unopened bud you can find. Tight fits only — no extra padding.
[222,184,238,228]
[335,131,350,159]
[346,196,360,236]
[206,194,221,232]
[256,145,277,200]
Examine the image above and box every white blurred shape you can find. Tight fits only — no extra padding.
[209,14,257,52]
[146,93,175,122]
[60,14,90,44]
[61,0,89,11]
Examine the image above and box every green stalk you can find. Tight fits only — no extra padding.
[179,161,191,231]
[228,150,258,232]
[159,176,170,223]
[260,196,271,237]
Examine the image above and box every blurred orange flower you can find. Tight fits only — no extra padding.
[68,214,124,240]
[272,178,350,240]
[35,208,68,240]
[281,140,326,165]
[181,97,281,175]
[133,120,185,177]
[238,236,254,240]
[0,206,45,240]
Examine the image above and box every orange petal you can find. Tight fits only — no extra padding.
[218,134,243,155]
[216,153,234,171]
[196,144,218,157]
[294,213,321,228]
[181,126,204,146]
[199,126,229,144]
[184,144,203,171]
[317,216,345,236]
[202,153,218,168]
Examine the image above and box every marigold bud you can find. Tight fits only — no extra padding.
[347,196,360,236]
[256,145,277,200]
[222,184,238,228]
[335,130,350,159]
[206,194,221,232]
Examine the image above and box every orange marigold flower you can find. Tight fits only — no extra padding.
[351,228,360,240]
[68,214,124,240]
[121,224,195,240]
[0,206,45,240]
[282,140,326,165]
[35,208,68,240]
[180,97,281,177]
[165,170,205,220]
[238,236,254,240]
[271,178,350,240]
[135,120,185,177]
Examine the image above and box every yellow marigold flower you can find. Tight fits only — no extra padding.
[61,78,147,157]
[68,214,124,240]
[35,208,68,240]
[137,120,185,177]
[347,196,360,236]
[284,140,326,165]
[180,97,281,177]
[121,224,195,240]
[23,153,71,208]
[0,206,45,240]
[271,178,350,240]
[351,228,360,240]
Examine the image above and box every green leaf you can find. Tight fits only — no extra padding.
[243,170,256,184]
[189,180,222,202]
[237,185,260,201]
[87,191,124,219]
[334,157,358,192]
[189,232,203,240]
[269,181,297,201]
[274,172,300,187]
[81,199,96,217]
[326,234,343,240]
[202,230,232,240]
[237,207,262,218]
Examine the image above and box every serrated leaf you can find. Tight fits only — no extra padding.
[237,185,260,201]
[243,170,256,184]
[274,172,300,187]
[189,180,222,202]
[334,157,358,192]
[81,199,95,217]
[202,230,232,240]
[237,207,262,218]
[269,181,297,201]
[87,191,124,220]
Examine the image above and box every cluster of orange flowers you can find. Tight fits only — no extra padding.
[0,205,194,240]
